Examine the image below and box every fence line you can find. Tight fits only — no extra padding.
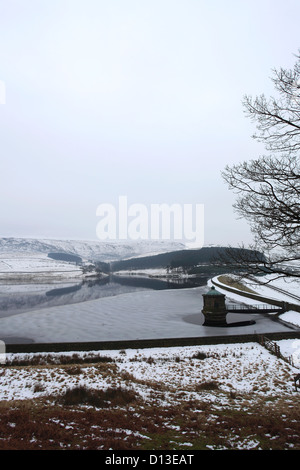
[259,334,296,368]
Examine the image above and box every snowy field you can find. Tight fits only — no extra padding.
[1,341,299,402]
[1,341,299,450]
[0,252,83,280]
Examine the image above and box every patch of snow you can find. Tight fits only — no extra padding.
[1,342,298,402]
[0,252,82,277]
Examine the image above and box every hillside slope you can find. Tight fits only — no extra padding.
[111,246,259,272]
[0,238,185,262]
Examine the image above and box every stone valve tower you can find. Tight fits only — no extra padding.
[202,286,227,327]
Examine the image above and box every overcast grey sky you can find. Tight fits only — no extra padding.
[0,0,299,246]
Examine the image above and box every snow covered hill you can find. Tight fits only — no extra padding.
[0,238,186,262]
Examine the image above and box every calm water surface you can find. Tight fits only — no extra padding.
[0,273,214,318]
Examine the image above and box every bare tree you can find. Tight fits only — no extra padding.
[222,52,300,280]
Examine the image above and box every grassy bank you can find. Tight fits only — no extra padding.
[216,275,257,294]
[0,342,300,450]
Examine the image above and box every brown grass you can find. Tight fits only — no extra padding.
[57,385,139,408]
[5,353,114,367]
[0,348,300,450]
[195,381,219,391]
[0,394,299,450]
[217,275,257,293]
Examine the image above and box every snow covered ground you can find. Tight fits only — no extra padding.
[0,252,83,281]
[0,237,186,282]
[0,340,299,450]
[1,342,299,402]
[1,341,299,450]
[242,274,300,306]
[0,238,185,262]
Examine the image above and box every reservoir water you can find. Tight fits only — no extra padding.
[0,273,295,345]
[0,273,212,319]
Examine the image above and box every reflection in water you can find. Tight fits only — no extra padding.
[108,274,208,290]
[0,273,213,318]
[46,284,82,296]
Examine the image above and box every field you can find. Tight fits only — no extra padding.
[0,341,299,450]
[0,252,83,281]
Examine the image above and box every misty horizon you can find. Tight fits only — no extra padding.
[1,1,299,247]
